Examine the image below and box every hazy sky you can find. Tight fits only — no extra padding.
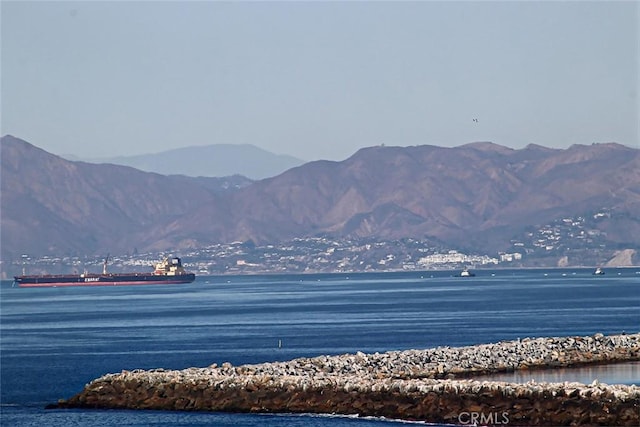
[2,1,638,161]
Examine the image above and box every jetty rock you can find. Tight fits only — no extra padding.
[55,333,640,426]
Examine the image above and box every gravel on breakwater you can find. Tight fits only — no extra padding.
[54,333,640,426]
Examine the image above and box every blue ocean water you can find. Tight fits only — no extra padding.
[1,268,639,426]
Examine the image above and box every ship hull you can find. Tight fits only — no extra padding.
[14,273,196,288]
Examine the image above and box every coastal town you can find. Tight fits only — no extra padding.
[5,209,634,278]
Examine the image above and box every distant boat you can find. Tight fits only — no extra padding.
[592,267,605,276]
[456,268,476,277]
[14,256,196,288]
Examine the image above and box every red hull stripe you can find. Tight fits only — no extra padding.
[18,280,194,288]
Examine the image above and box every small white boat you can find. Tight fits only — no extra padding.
[592,267,605,276]
[457,268,475,277]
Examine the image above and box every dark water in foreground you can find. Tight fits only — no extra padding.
[1,268,639,426]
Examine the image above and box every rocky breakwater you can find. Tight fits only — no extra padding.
[56,333,639,426]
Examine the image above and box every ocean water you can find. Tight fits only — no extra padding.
[1,268,639,426]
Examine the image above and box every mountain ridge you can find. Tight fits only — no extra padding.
[72,143,305,180]
[2,135,638,266]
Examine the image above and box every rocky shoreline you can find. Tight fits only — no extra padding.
[54,333,640,426]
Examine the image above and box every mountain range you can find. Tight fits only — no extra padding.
[71,144,305,180]
[1,135,639,266]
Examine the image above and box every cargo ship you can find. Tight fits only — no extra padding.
[14,256,196,288]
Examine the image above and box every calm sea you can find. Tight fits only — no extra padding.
[1,268,639,426]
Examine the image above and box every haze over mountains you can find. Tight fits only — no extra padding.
[1,135,639,268]
[72,144,305,180]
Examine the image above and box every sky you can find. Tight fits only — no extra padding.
[1,1,638,161]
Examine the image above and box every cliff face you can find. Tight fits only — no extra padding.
[606,249,638,267]
[2,135,639,260]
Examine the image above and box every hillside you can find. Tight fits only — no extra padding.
[161,141,638,252]
[1,135,221,258]
[2,135,639,266]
